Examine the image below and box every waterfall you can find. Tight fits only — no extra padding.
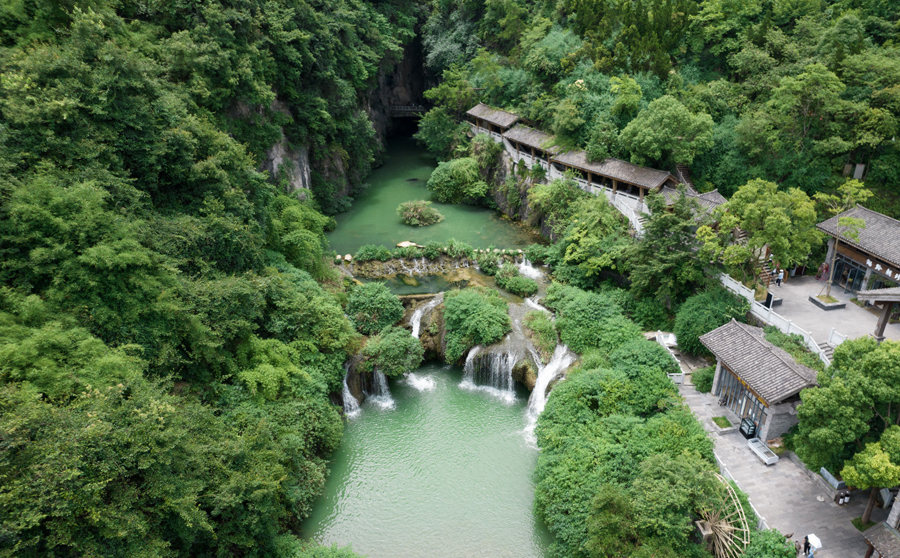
[524,297,548,313]
[365,368,396,410]
[459,345,518,404]
[342,371,361,418]
[516,256,544,281]
[524,344,576,445]
[410,294,442,339]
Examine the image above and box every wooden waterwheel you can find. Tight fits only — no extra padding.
[697,474,751,558]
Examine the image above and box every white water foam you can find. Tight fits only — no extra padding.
[404,372,437,392]
[365,369,396,410]
[524,344,576,445]
[342,371,361,419]
[410,295,442,339]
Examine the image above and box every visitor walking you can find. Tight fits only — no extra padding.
[776,269,784,287]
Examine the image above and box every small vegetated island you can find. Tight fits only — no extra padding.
[2,0,897,557]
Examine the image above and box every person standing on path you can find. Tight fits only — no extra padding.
[776,269,784,287]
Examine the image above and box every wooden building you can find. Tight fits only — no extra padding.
[465,103,520,141]
[548,150,678,206]
[817,205,900,293]
[864,522,900,558]
[502,124,560,172]
[701,319,818,442]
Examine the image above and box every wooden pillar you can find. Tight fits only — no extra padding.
[864,542,875,558]
[639,186,645,204]
[874,301,895,342]
[612,179,618,195]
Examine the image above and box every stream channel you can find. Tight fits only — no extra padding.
[308,139,553,556]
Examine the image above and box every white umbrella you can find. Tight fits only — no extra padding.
[807,533,822,549]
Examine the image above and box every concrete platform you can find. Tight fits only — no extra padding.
[774,275,900,342]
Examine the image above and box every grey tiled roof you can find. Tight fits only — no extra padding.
[466,103,519,129]
[699,319,818,405]
[503,124,559,154]
[552,151,676,189]
[864,523,900,556]
[659,185,727,212]
[817,205,900,268]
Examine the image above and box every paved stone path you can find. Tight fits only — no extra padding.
[680,382,888,557]
[775,275,900,342]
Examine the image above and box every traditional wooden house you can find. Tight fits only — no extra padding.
[548,150,678,206]
[502,124,560,172]
[465,103,519,141]
[864,522,900,558]
[701,319,818,442]
[817,205,900,293]
[660,184,727,214]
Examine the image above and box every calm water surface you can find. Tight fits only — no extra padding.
[304,364,550,557]
[327,138,537,255]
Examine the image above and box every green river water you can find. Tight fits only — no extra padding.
[326,137,537,255]
[304,364,551,557]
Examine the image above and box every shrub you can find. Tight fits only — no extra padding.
[609,339,680,378]
[692,365,715,393]
[524,311,558,359]
[393,245,424,259]
[495,263,539,297]
[545,284,624,354]
[524,243,550,265]
[426,157,485,204]
[354,244,392,262]
[475,249,500,275]
[443,239,474,259]
[625,296,672,331]
[744,529,796,558]
[443,288,510,362]
[346,282,404,335]
[397,200,444,227]
[361,326,424,377]
[423,241,443,260]
[673,287,749,356]
[764,326,825,373]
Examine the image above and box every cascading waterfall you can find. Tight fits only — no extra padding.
[459,344,518,404]
[342,371,361,418]
[516,256,543,280]
[410,294,442,339]
[365,368,396,410]
[524,344,576,445]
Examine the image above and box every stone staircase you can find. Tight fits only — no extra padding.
[675,164,694,188]
[817,342,835,360]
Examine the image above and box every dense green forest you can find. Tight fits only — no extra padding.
[0,1,415,555]
[2,0,897,556]
[417,0,900,214]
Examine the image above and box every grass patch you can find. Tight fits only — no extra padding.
[712,416,732,428]
[852,517,877,532]
[763,326,825,373]
[524,311,558,363]
[816,294,839,304]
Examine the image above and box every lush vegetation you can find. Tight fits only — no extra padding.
[397,200,445,226]
[673,287,750,356]
[495,263,539,297]
[360,326,424,377]
[524,310,558,361]
[764,326,826,373]
[692,365,716,393]
[417,0,900,216]
[0,1,424,552]
[442,288,511,362]
[346,282,404,335]
[535,283,717,557]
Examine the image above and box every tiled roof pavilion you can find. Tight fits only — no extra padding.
[817,205,900,269]
[465,103,520,129]
[700,319,818,405]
